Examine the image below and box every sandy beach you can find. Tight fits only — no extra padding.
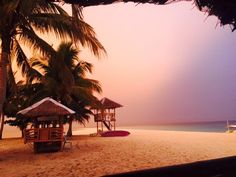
[1,128,236,177]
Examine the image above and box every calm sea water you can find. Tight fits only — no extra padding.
[122,120,236,133]
[4,120,236,138]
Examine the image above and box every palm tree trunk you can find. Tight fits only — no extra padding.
[0,52,7,119]
[20,128,24,138]
[0,113,5,139]
[0,31,10,139]
[67,119,73,137]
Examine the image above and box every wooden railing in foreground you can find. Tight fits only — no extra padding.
[24,128,63,143]
[104,156,236,177]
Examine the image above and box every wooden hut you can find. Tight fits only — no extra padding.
[93,97,123,133]
[17,97,75,153]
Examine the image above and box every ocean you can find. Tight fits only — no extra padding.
[122,120,236,133]
[3,120,236,138]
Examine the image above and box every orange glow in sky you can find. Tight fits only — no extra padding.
[20,2,236,125]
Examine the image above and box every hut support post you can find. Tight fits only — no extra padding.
[61,141,64,151]
[101,121,103,132]
[114,108,116,130]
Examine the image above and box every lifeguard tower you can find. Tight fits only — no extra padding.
[93,97,122,134]
[17,97,75,153]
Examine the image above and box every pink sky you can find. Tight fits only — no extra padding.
[61,2,236,125]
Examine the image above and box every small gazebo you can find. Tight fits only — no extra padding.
[17,97,75,153]
[93,97,123,133]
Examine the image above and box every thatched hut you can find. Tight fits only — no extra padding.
[17,97,75,153]
[93,97,123,133]
[62,0,236,31]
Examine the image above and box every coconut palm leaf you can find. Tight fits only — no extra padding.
[18,26,56,56]
[0,0,19,24]
[73,61,93,77]
[5,70,17,99]
[72,4,84,19]
[1,0,106,138]
[13,40,30,71]
[75,78,102,94]
[56,42,79,68]
[13,40,42,83]
[71,86,98,103]
[29,57,49,72]
[30,13,106,57]
[24,42,102,135]
[16,0,67,16]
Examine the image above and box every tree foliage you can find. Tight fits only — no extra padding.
[61,0,236,31]
[25,42,102,136]
[0,0,105,138]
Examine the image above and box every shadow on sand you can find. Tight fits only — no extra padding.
[105,156,236,177]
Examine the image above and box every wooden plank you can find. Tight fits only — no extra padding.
[24,127,63,143]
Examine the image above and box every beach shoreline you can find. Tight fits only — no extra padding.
[1,128,236,177]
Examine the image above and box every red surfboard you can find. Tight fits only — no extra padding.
[101,130,130,137]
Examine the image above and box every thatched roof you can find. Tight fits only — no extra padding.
[63,0,180,6]
[100,97,123,109]
[17,97,75,118]
[61,0,236,31]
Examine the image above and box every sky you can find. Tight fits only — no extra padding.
[62,2,236,125]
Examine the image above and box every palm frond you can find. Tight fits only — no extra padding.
[56,42,79,68]
[13,39,30,69]
[18,25,56,57]
[71,86,99,104]
[18,0,38,17]
[75,78,102,94]
[6,67,18,98]
[30,13,106,57]
[13,39,42,83]
[0,0,19,22]
[29,57,49,72]
[74,61,93,77]
[18,83,49,105]
[73,20,106,57]
[16,80,24,86]
[72,4,84,20]
[32,0,69,15]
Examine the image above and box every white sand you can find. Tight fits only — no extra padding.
[1,128,236,177]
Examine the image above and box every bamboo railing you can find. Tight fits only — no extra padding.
[94,113,116,122]
[24,127,63,144]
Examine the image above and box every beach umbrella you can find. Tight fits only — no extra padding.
[17,97,75,118]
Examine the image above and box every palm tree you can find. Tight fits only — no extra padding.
[0,70,29,138]
[3,86,31,138]
[0,0,105,139]
[0,68,17,138]
[63,0,236,31]
[26,42,102,136]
